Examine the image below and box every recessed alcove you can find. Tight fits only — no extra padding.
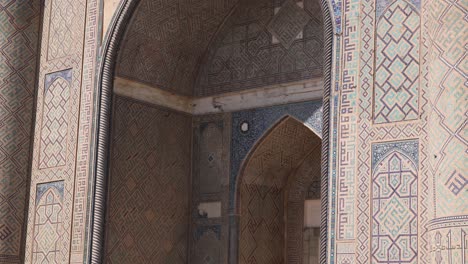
[103,0,327,263]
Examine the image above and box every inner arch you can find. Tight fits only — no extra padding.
[239,117,322,264]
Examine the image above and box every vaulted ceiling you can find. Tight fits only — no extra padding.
[116,0,323,96]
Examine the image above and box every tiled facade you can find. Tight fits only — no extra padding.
[0,0,465,263]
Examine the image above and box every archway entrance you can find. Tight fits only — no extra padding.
[91,0,335,263]
[238,117,321,264]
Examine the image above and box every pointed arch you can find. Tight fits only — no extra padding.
[237,117,321,264]
[90,0,337,262]
[234,115,321,212]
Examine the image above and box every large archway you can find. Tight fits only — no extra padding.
[237,117,322,264]
[90,0,336,263]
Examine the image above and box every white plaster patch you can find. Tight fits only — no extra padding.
[198,201,222,218]
[114,77,323,115]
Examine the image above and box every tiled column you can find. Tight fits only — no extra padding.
[22,0,100,263]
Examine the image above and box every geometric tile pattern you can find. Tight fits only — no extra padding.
[374,0,420,124]
[238,117,319,264]
[47,0,80,60]
[117,0,237,96]
[104,96,192,264]
[376,0,420,19]
[39,70,72,169]
[230,100,322,210]
[195,0,323,96]
[371,140,418,263]
[427,0,468,219]
[357,0,430,262]
[336,0,359,246]
[18,0,467,263]
[268,0,310,49]
[32,181,64,263]
[24,0,89,261]
[0,0,41,262]
[286,144,322,264]
[69,0,100,259]
[117,0,323,97]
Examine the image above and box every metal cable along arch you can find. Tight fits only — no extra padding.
[89,0,336,263]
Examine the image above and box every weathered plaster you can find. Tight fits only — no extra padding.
[114,77,323,115]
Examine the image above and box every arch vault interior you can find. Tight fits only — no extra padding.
[103,0,326,263]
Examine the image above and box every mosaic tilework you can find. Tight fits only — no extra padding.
[427,0,467,219]
[357,0,431,262]
[20,0,468,262]
[426,1,468,263]
[47,0,81,60]
[0,0,41,261]
[32,181,65,263]
[336,0,359,246]
[24,0,91,262]
[371,140,418,263]
[195,0,323,96]
[376,0,420,19]
[39,70,72,169]
[268,0,310,48]
[374,0,420,124]
[427,216,468,263]
[238,117,320,264]
[104,96,192,264]
[117,0,237,96]
[230,100,322,210]
[69,0,101,260]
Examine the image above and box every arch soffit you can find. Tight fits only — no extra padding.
[235,116,322,210]
[91,0,336,262]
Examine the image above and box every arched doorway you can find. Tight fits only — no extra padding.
[237,117,321,264]
[90,0,336,263]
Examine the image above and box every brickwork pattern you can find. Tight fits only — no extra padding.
[117,0,237,96]
[195,0,323,96]
[239,117,319,264]
[0,0,41,262]
[104,96,192,264]
[286,146,322,264]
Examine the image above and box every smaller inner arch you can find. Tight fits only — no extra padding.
[238,117,322,264]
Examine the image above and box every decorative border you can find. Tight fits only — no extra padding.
[89,0,142,263]
[90,1,337,263]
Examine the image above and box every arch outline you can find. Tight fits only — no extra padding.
[89,0,338,263]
